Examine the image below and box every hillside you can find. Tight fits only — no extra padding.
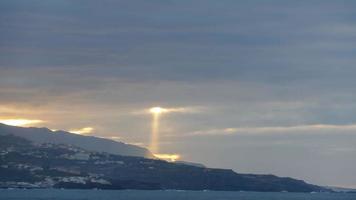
[0,123,153,158]
[0,134,329,192]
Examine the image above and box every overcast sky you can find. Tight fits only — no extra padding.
[1,0,356,188]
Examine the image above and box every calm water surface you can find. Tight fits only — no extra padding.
[0,189,355,200]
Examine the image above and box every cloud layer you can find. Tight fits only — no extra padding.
[1,0,356,188]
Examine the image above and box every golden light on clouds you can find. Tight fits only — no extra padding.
[0,119,44,127]
[69,127,94,135]
[154,153,181,162]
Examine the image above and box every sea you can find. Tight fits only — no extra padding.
[0,189,355,200]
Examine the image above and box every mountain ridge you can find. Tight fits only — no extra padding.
[0,123,153,158]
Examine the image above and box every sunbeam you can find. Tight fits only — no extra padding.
[149,108,161,154]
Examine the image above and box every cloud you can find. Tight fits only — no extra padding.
[185,124,356,136]
[155,106,205,114]
[133,106,205,115]
[69,127,94,135]
[108,136,121,140]
[127,142,145,147]
[1,0,356,188]
[0,118,44,127]
[187,128,238,136]
[154,153,181,162]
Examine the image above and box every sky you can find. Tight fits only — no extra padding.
[1,0,356,188]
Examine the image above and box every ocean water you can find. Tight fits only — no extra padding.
[0,189,355,200]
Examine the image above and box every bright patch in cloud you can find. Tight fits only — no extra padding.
[69,127,94,135]
[154,153,181,162]
[128,142,145,147]
[108,136,121,140]
[133,106,203,115]
[0,119,44,127]
[149,107,168,114]
[150,106,202,114]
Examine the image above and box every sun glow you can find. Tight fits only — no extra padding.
[0,119,44,127]
[154,153,181,162]
[69,127,94,135]
[149,107,168,114]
